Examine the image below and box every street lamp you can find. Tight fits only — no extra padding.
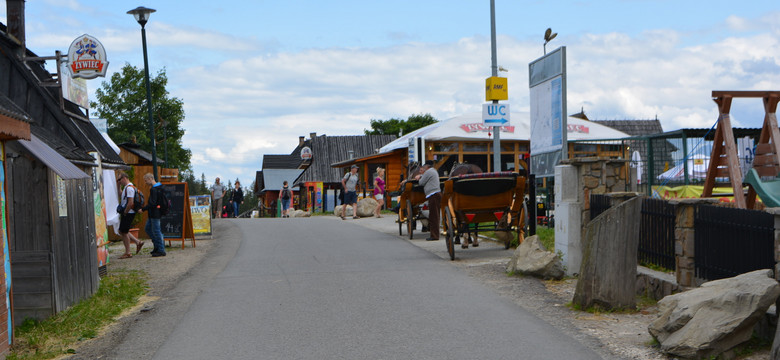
[127,6,159,181]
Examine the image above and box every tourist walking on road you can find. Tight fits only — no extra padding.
[279,181,292,218]
[230,180,244,218]
[211,177,226,219]
[117,171,144,258]
[417,160,441,241]
[340,165,360,220]
[142,173,167,257]
[373,167,386,218]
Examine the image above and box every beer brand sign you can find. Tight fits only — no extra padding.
[67,34,109,79]
[460,123,515,133]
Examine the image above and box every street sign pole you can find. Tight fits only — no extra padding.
[490,0,500,172]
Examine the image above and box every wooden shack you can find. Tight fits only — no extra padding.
[5,134,98,323]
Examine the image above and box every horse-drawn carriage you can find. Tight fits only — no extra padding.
[441,171,527,260]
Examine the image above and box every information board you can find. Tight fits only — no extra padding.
[160,182,195,248]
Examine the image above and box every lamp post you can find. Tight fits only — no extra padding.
[127,6,159,181]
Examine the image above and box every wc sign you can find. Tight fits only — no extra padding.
[482,103,510,126]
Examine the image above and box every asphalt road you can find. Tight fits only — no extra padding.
[138,217,603,360]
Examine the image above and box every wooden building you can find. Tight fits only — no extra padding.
[293,134,396,209]
[1,8,126,330]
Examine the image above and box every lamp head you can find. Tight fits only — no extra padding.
[127,6,156,27]
[544,28,558,43]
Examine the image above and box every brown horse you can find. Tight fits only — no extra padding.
[448,162,482,178]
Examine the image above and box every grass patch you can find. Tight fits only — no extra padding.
[8,269,148,360]
[567,293,656,315]
[535,226,555,250]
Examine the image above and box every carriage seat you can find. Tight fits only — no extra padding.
[451,172,518,197]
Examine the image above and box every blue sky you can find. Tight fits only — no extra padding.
[2,1,779,185]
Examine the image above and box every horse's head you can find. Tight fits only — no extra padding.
[449,162,483,179]
[406,161,421,179]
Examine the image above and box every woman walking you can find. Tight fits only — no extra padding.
[373,167,386,218]
[230,181,244,218]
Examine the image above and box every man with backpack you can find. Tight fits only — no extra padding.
[279,180,292,218]
[142,173,167,257]
[116,171,145,259]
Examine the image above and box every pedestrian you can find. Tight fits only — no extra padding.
[340,164,360,220]
[211,177,226,219]
[279,180,292,218]
[116,171,144,258]
[373,167,386,218]
[141,173,166,257]
[230,180,244,218]
[417,160,441,241]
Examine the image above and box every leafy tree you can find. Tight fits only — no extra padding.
[364,113,438,136]
[91,63,192,173]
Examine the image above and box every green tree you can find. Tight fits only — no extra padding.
[91,63,192,173]
[364,113,438,136]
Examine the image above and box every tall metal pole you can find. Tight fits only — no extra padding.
[141,24,159,181]
[490,0,501,172]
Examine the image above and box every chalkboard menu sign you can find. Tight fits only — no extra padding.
[160,182,195,248]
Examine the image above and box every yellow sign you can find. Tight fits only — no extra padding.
[485,76,508,101]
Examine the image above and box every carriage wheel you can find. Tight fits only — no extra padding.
[406,199,414,239]
[445,207,455,260]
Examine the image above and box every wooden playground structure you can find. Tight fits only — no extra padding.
[702,91,780,208]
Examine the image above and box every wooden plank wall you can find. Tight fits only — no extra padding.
[6,150,55,323]
[51,176,98,313]
[6,146,99,324]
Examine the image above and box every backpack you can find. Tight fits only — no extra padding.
[127,185,144,212]
[158,188,171,216]
[282,188,291,201]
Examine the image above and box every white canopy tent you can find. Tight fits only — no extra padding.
[379,112,629,153]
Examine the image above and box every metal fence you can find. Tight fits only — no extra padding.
[638,198,676,270]
[589,194,611,220]
[694,204,775,281]
[571,128,763,197]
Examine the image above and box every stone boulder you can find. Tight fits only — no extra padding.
[334,205,353,217]
[648,269,780,359]
[289,209,311,217]
[506,235,563,280]
[356,198,378,217]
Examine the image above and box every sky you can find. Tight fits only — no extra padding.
[2,1,780,186]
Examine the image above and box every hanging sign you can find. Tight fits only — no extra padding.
[67,34,109,79]
[300,146,312,160]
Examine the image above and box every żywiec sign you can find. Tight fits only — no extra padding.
[68,34,109,79]
[460,123,514,133]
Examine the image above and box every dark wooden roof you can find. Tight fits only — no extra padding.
[119,142,164,164]
[262,154,301,169]
[591,119,663,136]
[0,26,124,166]
[294,134,395,185]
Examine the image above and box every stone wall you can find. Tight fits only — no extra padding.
[555,157,633,275]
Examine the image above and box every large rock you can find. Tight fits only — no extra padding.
[289,209,311,217]
[573,196,641,310]
[649,269,780,359]
[334,205,353,217]
[356,198,378,217]
[506,235,563,280]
